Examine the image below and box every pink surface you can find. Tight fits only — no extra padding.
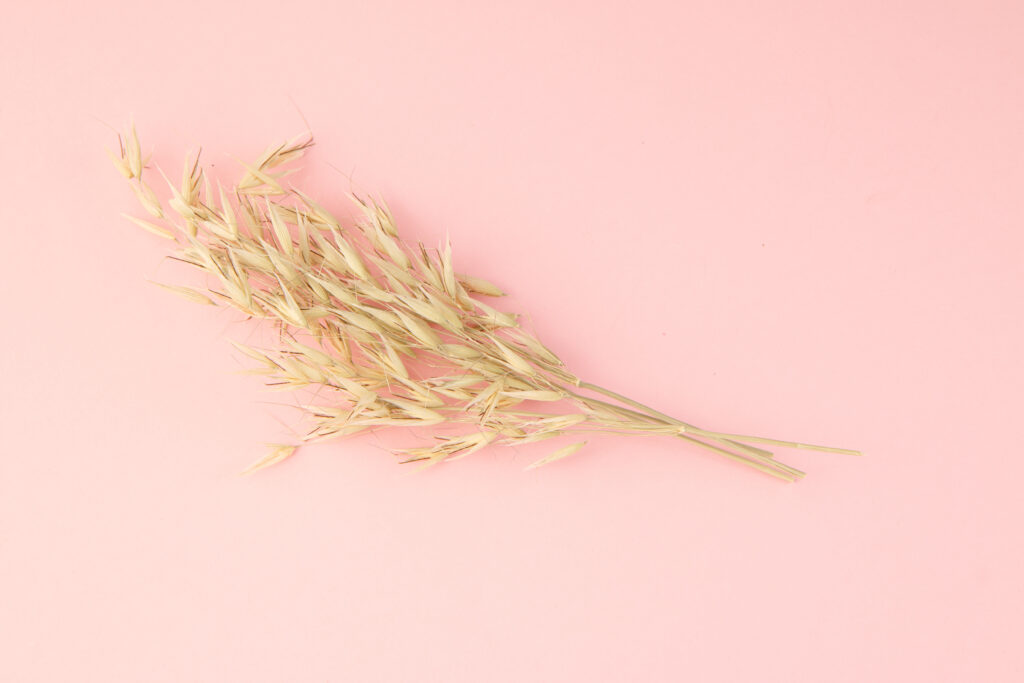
[2,1,1022,681]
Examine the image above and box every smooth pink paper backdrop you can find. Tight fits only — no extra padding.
[2,1,1022,681]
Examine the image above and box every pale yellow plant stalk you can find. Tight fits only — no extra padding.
[113,125,859,480]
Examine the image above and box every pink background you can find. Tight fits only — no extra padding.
[2,1,1022,681]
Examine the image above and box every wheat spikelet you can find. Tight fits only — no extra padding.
[112,126,859,480]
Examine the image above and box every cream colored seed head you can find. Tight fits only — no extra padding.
[115,125,857,481]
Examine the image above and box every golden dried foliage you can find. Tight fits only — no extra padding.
[113,127,859,479]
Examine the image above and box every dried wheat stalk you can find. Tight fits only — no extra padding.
[112,124,859,480]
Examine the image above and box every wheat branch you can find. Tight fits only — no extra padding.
[112,125,859,480]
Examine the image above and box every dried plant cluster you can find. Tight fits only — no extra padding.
[112,124,858,480]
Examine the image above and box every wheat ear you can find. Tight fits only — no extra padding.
[113,126,859,480]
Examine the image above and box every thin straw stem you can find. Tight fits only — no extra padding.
[577,381,859,456]
[571,383,780,462]
[564,386,803,480]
